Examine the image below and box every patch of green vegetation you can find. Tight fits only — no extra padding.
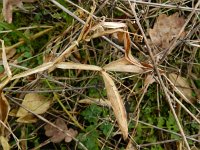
[78,104,114,149]
[78,126,100,150]
[0,65,4,73]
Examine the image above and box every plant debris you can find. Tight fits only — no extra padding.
[44,118,78,143]
[149,13,185,50]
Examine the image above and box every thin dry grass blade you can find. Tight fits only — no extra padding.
[101,71,128,139]
[56,62,102,71]
[12,62,54,80]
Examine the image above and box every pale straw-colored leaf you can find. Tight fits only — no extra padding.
[0,136,10,150]
[103,58,143,73]
[79,98,111,107]
[56,62,102,71]
[86,29,124,41]
[16,114,38,123]
[12,62,54,80]
[144,74,155,86]
[168,73,194,103]
[101,71,128,139]
[16,93,51,117]
[102,22,127,29]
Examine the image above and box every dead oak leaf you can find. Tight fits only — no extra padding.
[44,118,78,143]
[149,13,185,49]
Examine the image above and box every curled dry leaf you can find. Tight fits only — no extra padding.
[44,118,78,143]
[16,93,51,123]
[0,92,10,134]
[124,32,143,68]
[168,73,194,103]
[101,71,128,140]
[149,13,185,49]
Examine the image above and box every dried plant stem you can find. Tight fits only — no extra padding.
[0,25,53,34]
[0,120,21,150]
[167,88,200,124]
[0,27,53,53]
[50,0,125,52]
[163,74,200,114]
[131,118,200,142]
[127,0,191,149]
[45,80,85,131]
[126,0,200,12]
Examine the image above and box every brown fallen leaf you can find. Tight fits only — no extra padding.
[168,73,194,103]
[16,114,38,123]
[124,32,143,68]
[3,0,37,23]
[44,118,78,143]
[0,92,10,135]
[16,93,51,123]
[0,136,10,150]
[101,71,128,140]
[149,12,185,50]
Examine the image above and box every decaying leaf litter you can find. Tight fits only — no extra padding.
[0,0,200,149]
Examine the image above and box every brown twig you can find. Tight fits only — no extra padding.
[125,0,200,12]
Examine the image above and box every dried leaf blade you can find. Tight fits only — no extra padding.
[168,73,194,103]
[12,62,54,80]
[101,71,128,139]
[0,136,10,150]
[56,62,102,71]
[16,93,51,118]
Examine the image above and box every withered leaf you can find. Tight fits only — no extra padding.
[16,93,51,123]
[101,71,128,140]
[0,136,10,150]
[103,58,143,73]
[0,92,10,134]
[16,114,38,123]
[44,118,78,143]
[149,13,185,49]
[3,0,37,23]
[168,73,194,103]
